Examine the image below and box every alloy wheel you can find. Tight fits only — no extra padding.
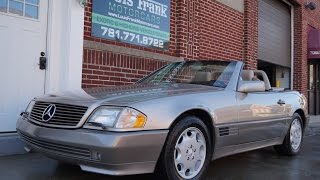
[174,127,206,179]
[290,118,302,150]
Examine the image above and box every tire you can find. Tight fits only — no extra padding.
[156,116,212,180]
[274,113,304,156]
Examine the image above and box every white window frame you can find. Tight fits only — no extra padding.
[0,0,40,20]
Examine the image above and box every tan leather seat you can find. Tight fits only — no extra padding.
[193,72,212,82]
[241,70,254,81]
[253,70,272,91]
[241,70,271,91]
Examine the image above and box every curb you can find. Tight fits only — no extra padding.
[0,134,26,156]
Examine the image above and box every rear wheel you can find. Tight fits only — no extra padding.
[156,116,212,180]
[274,113,303,156]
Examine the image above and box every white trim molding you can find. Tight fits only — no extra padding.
[45,0,84,93]
[282,0,294,90]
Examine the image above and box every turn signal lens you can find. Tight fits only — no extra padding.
[133,114,147,128]
[115,108,147,129]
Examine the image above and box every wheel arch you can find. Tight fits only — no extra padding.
[294,109,307,130]
[168,109,216,152]
[155,108,216,178]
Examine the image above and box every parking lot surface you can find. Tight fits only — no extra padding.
[1,119,320,180]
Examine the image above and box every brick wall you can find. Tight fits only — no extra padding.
[82,49,168,88]
[82,0,178,88]
[243,0,258,70]
[292,0,320,96]
[293,5,307,96]
[198,1,244,60]
[82,0,252,88]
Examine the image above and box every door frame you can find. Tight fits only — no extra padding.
[308,59,320,115]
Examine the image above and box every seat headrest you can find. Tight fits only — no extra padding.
[193,72,212,82]
[241,70,254,81]
[253,70,272,90]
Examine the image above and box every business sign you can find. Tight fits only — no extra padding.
[91,0,171,50]
[308,29,320,59]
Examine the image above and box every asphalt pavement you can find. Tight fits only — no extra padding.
[0,117,320,180]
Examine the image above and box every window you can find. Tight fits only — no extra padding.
[0,0,39,19]
[0,0,7,13]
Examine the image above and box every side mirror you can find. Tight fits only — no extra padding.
[238,81,265,93]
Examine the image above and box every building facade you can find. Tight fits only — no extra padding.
[82,0,320,115]
[0,0,320,134]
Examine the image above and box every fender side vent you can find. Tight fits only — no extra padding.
[219,127,238,137]
[219,127,230,136]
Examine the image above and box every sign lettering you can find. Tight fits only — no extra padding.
[310,51,320,55]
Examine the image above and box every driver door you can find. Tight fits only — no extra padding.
[236,91,287,144]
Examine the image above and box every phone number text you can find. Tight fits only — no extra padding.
[101,26,164,49]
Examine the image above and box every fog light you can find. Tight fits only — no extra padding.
[92,151,101,160]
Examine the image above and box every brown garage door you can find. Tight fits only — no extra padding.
[258,0,291,68]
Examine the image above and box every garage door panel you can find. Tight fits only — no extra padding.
[258,0,291,67]
[259,20,290,34]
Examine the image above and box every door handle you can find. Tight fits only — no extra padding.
[39,52,47,70]
[277,99,286,105]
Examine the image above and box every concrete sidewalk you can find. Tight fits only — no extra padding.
[310,115,320,123]
[310,116,320,122]
[0,133,26,156]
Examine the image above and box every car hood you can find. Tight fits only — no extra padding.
[37,83,223,106]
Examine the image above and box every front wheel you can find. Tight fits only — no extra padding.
[156,116,212,180]
[274,113,304,156]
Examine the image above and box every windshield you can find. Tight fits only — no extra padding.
[139,61,237,88]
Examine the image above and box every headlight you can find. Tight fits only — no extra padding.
[86,107,122,128]
[85,107,147,130]
[25,100,35,113]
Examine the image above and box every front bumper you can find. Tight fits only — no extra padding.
[16,117,168,176]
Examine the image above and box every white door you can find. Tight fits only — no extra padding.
[0,0,48,132]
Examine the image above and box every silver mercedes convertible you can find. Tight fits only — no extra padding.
[17,60,309,180]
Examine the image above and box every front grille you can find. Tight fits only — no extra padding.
[30,101,88,127]
[18,131,91,159]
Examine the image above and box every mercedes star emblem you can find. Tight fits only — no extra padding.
[42,104,56,121]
